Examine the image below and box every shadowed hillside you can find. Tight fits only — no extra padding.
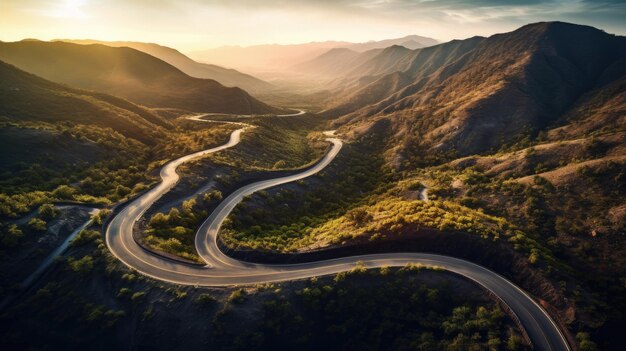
[56,40,273,94]
[327,22,626,160]
[0,61,170,143]
[0,40,283,115]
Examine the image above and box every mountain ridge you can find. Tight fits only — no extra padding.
[190,34,439,72]
[0,40,282,115]
[327,22,626,164]
[0,60,169,143]
[53,39,273,94]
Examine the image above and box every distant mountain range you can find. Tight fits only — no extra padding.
[318,22,625,163]
[189,35,439,72]
[53,39,273,94]
[0,40,282,115]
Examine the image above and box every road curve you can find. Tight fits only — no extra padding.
[105,116,570,351]
[200,109,306,118]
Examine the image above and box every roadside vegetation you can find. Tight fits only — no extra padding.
[220,141,391,251]
[0,118,236,218]
[140,114,330,260]
[213,267,529,351]
[143,192,222,263]
[209,114,328,170]
[0,222,531,351]
[216,130,617,349]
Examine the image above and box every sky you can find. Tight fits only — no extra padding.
[1,0,625,53]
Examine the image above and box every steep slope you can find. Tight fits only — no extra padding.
[0,60,170,143]
[0,40,282,114]
[325,38,483,117]
[331,22,626,160]
[56,39,273,94]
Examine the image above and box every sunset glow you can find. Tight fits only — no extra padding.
[2,0,625,53]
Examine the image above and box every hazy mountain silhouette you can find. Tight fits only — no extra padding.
[0,40,283,114]
[190,35,438,72]
[0,60,170,143]
[55,39,273,94]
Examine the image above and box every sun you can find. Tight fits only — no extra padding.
[48,0,89,19]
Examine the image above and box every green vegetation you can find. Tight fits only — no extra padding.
[27,217,47,231]
[212,268,528,351]
[71,230,101,247]
[144,192,222,262]
[141,114,331,259]
[209,115,328,171]
[221,141,392,251]
[0,118,236,218]
[227,289,247,304]
[0,224,23,247]
[67,255,94,275]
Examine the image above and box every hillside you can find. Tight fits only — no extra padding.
[328,22,626,160]
[292,48,379,77]
[55,40,273,94]
[0,60,170,143]
[0,40,283,115]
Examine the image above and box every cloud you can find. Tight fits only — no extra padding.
[1,0,625,49]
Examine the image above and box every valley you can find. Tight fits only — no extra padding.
[0,12,624,351]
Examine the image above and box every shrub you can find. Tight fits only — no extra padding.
[28,218,47,231]
[228,289,247,304]
[71,230,101,247]
[345,208,373,227]
[121,273,137,282]
[90,209,111,226]
[576,332,599,351]
[38,204,57,220]
[272,160,287,169]
[67,255,94,275]
[1,224,24,247]
[117,288,132,298]
[195,293,216,305]
[131,292,146,302]
[52,185,77,200]
[407,181,425,191]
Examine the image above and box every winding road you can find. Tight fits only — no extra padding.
[105,114,570,350]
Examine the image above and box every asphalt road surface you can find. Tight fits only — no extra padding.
[105,116,570,350]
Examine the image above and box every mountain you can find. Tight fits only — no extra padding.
[326,22,626,162]
[0,60,170,143]
[0,40,283,115]
[189,35,438,72]
[292,48,382,77]
[55,39,273,94]
[346,35,439,52]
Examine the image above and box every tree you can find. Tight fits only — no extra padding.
[346,208,373,227]
[182,199,196,214]
[506,334,522,351]
[273,160,287,169]
[168,207,181,224]
[2,224,24,247]
[52,185,77,200]
[576,332,599,351]
[149,212,169,228]
[28,218,47,231]
[38,204,57,220]
[67,255,94,275]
